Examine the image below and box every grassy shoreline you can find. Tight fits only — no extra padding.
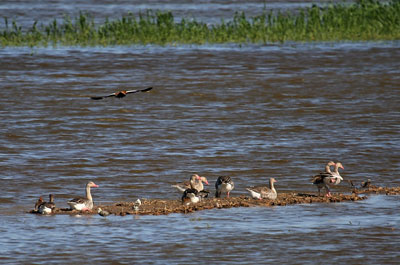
[1,0,399,47]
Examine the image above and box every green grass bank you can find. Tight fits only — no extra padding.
[1,0,399,47]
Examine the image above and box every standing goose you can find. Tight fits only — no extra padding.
[171,174,209,192]
[67,181,99,211]
[331,162,344,185]
[215,176,234,198]
[312,161,336,196]
[38,194,56,214]
[246,178,278,200]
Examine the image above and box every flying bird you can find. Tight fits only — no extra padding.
[90,87,153,100]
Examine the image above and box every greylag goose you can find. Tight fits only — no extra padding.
[38,194,56,214]
[172,174,209,192]
[312,161,336,196]
[182,188,201,205]
[67,181,99,211]
[215,176,234,198]
[330,162,344,185]
[246,178,277,200]
[90,87,153,100]
[97,208,110,217]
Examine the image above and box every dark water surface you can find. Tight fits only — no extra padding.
[1,1,400,264]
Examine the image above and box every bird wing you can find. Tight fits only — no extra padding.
[90,93,116,100]
[68,197,87,204]
[126,87,153,94]
[90,87,153,100]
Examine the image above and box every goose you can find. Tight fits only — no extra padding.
[246,178,277,200]
[182,188,201,205]
[330,162,344,185]
[90,87,153,100]
[67,181,99,211]
[172,174,209,192]
[38,194,56,214]
[215,176,234,198]
[312,161,336,196]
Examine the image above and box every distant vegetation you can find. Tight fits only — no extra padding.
[1,0,399,47]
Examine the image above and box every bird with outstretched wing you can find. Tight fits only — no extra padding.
[90,87,153,100]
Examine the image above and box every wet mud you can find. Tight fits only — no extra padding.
[29,184,400,216]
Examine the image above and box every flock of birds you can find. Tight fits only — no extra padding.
[32,88,348,215]
[33,161,345,215]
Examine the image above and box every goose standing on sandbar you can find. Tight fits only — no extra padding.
[246,178,278,200]
[215,176,234,198]
[38,194,56,214]
[312,161,336,196]
[67,181,99,211]
[171,174,209,192]
[331,162,344,185]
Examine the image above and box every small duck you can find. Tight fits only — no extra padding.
[182,188,201,205]
[97,208,110,217]
[34,196,44,212]
[197,190,210,199]
[215,176,234,198]
[38,194,56,214]
[90,87,153,100]
[246,178,278,200]
[172,174,209,192]
[133,199,142,212]
[67,181,99,211]
[361,179,371,188]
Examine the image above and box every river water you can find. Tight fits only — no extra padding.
[1,1,400,264]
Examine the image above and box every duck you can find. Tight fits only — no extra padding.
[215,176,234,198]
[67,181,99,211]
[34,196,44,212]
[361,179,371,188]
[312,161,336,196]
[133,199,142,212]
[90,87,153,100]
[38,194,56,214]
[172,174,209,192]
[246,178,278,200]
[182,188,201,205]
[97,208,110,217]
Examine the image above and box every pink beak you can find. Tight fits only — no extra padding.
[93,184,99,188]
[204,180,209,185]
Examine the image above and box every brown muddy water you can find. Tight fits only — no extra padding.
[1,1,400,264]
